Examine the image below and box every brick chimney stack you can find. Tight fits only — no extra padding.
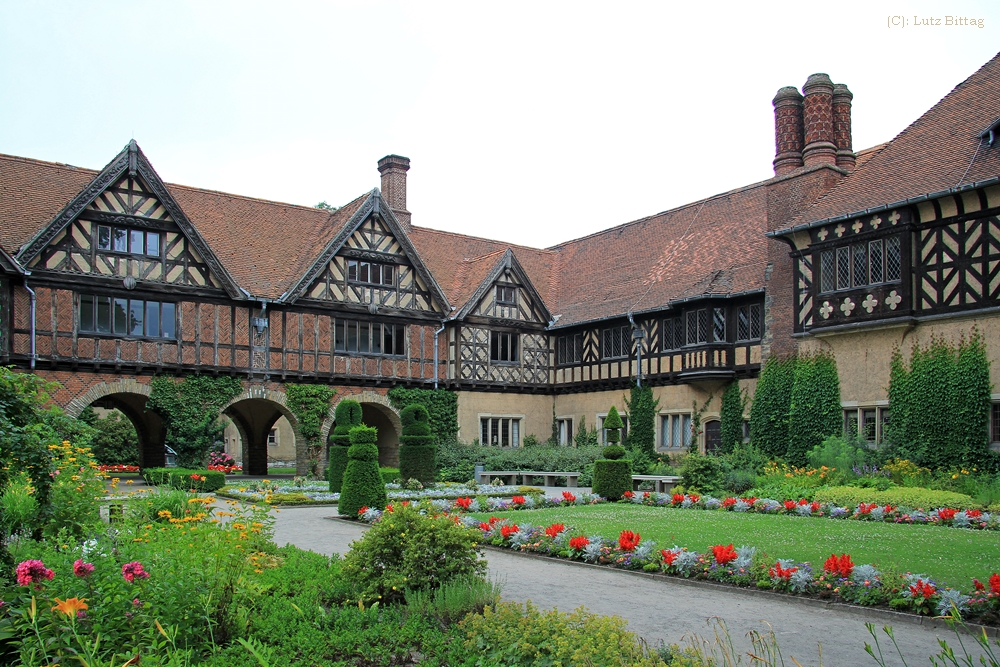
[377,155,411,229]
[832,84,856,171]
[801,73,837,167]
[772,86,805,176]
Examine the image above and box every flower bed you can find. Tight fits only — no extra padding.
[357,505,1000,625]
[215,479,537,505]
[97,464,140,474]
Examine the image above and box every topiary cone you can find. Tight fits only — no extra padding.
[328,399,363,492]
[339,424,387,517]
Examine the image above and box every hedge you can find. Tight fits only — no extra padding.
[328,448,350,493]
[339,425,388,517]
[142,468,227,493]
[380,467,401,484]
[812,485,982,510]
[592,460,631,500]
[399,446,436,485]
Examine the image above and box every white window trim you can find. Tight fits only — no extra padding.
[555,416,575,446]
[478,413,525,448]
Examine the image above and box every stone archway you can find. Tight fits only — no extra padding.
[323,391,402,469]
[65,380,166,469]
[221,386,304,476]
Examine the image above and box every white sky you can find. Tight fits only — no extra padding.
[1,1,998,249]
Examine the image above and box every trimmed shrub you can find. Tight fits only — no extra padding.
[625,381,658,459]
[328,399,363,492]
[399,403,436,484]
[786,352,842,466]
[680,453,723,495]
[749,355,796,459]
[380,467,400,484]
[592,459,631,500]
[342,503,485,603]
[812,485,982,510]
[603,406,623,445]
[602,444,625,460]
[142,468,227,492]
[338,425,387,517]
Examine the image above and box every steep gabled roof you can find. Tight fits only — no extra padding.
[546,181,770,327]
[786,51,1000,230]
[452,248,553,323]
[0,244,24,275]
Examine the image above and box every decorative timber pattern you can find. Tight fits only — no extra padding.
[457,327,550,385]
[471,268,548,324]
[796,255,813,330]
[914,214,1000,312]
[304,215,439,313]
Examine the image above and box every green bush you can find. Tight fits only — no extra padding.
[78,407,139,465]
[680,453,723,495]
[404,575,503,626]
[604,406,623,445]
[786,352,842,466]
[723,469,756,495]
[436,440,604,484]
[146,376,243,469]
[719,381,745,455]
[812,485,982,510]
[328,399,363,492]
[749,355,796,459]
[338,425,387,517]
[807,436,864,483]
[592,459,631,500]
[142,468,227,492]
[399,403,436,484]
[380,467,400,484]
[453,601,667,667]
[387,387,459,443]
[342,503,485,603]
[602,444,626,460]
[625,381,659,459]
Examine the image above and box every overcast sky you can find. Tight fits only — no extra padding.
[1,1,998,249]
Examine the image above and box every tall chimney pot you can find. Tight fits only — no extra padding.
[377,155,411,229]
[832,84,856,171]
[801,73,837,167]
[772,86,805,176]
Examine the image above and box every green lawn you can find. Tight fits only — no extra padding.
[470,504,1000,588]
[266,467,296,474]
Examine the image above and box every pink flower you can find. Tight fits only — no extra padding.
[16,560,55,587]
[121,561,149,583]
[133,597,142,608]
[73,559,95,578]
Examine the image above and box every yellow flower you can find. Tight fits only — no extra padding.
[52,597,88,617]
[952,474,959,479]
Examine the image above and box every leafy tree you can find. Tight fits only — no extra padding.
[314,201,339,211]
[749,355,796,459]
[719,381,746,455]
[81,408,139,465]
[147,376,243,469]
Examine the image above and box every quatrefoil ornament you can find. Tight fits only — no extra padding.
[819,301,833,319]
[885,290,902,310]
[862,294,878,313]
[840,298,856,316]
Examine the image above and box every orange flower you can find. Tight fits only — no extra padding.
[51,597,88,616]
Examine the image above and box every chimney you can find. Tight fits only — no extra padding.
[772,86,804,176]
[832,83,856,171]
[801,73,837,167]
[377,155,411,229]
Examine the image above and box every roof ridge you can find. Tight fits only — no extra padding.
[410,225,557,255]
[0,153,99,173]
[463,249,508,263]
[546,177,772,250]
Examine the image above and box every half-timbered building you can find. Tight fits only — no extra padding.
[2,53,999,473]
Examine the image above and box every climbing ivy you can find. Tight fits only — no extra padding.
[886,330,993,469]
[286,384,336,477]
[719,381,746,455]
[387,388,458,443]
[624,381,659,459]
[147,376,243,469]
[748,355,796,459]
[786,352,842,466]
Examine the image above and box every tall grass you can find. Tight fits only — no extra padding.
[404,575,504,626]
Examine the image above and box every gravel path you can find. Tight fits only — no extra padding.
[271,505,996,667]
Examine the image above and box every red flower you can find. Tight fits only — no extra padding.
[742,497,757,506]
[15,560,54,587]
[488,516,502,525]
[545,523,566,538]
[569,536,590,550]
[883,505,895,514]
[810,501,821,513]
[989,573,1000,595]
[562,491,577,503]
[938,508,957,521]
[357,506,369,515]
[909,579,936,599]
[512,496,526,505]
[455,497,473,510]
[783,500,796,511]
[823,553,854,579]
[73,559,94,578]
[643,492,651,500]
[618,530,641,551]
[711,544,738,565]
[672,493,685,505]
[721,497,737,509]
[688,494,700,503]
[661,550,678,565]
[500,524,520,539]
[973,578,985,592]
[478,522,491,532]
[385,504,394,513]
[622,490,635,499]
[968,509,983,519]
[121,561,149,583]
[858,503,877,515]
[797,498,809,506]
[769,562,798,580]
[401,501,410,507]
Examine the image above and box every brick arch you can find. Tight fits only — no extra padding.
[222,386,308,475]
[64,379,152,418]
[321,390,401,441]
[220,386,300,429]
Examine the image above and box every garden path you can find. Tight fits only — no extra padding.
[270,504,994,667]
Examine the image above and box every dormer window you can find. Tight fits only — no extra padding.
[97,225,161,257]
[496,285,517,305]
[348,260,395,287]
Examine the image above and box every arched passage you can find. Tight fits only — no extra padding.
[221,387,303,476]
[324,392,402,469]
[65,380,166,469]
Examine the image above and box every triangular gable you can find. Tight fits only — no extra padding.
[285,190,451,314]
[16,141,243,299]
[456,248,552,325]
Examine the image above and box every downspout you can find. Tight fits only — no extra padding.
[433,321,447,390]
[23,275,36,370]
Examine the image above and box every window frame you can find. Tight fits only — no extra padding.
[659,413,693,450]
[96,224,162,259]
[601,325,631,359]
[556,332,583,366]
[333,318,406,356]
[556,417,574,446]
[496,284,517,305]
[597,412,629,446]
[78,293,176,339]
[346,259,397,287]
[819,234,903,295]
[735,303,762,342]
[479,415,522,447]
[490,330,519,363]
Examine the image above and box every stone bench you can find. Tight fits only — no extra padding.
[480,470,581,487]
[631,475,682,494]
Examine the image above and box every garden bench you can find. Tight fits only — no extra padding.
[631,475,682,493]
[479,470,581,487]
